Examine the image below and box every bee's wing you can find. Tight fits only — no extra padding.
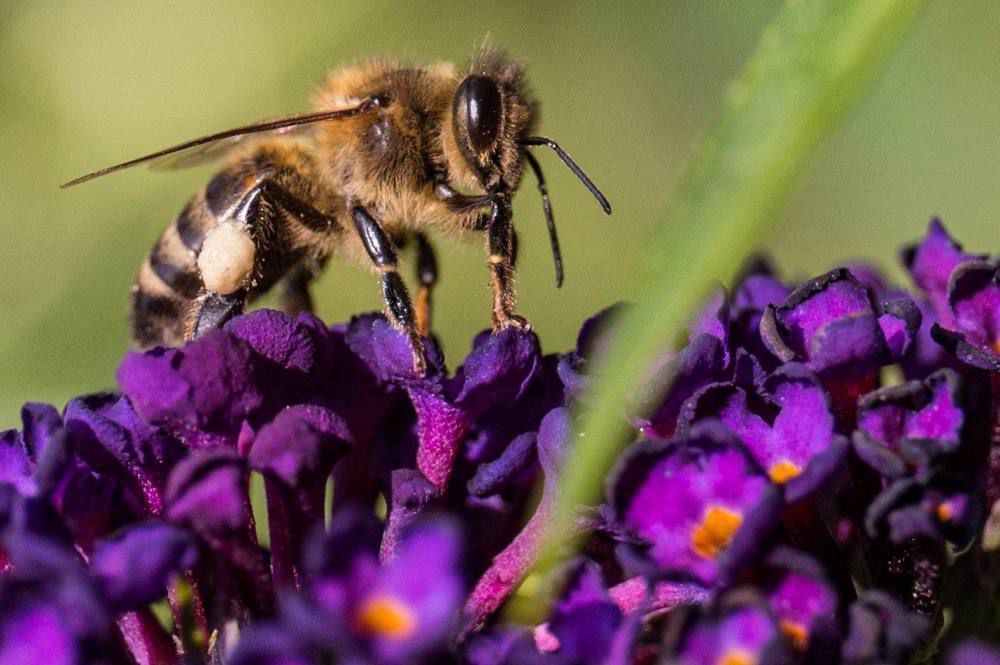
[61,101,377,188]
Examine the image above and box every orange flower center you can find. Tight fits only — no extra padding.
[716,648,756,665]
[768,460,802,485]
[691,505,743,559]
[936,502,954,522]
[779,619,810,650]
[356,594,417,639]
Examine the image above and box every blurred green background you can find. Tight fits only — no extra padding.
[0,1,997,425]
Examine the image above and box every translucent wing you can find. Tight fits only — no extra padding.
[61,100,378,188]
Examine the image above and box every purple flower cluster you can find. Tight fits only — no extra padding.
[2,219,1000,664]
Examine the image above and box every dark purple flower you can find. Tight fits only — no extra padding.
[0,429,35,497]
[672,601,788,665]
[90,522,198,611]
[556,304,628,402]
[529,561,630,665]
[305,509,464,664]
[117,330,265,449]
[610,421,781,587]
[901,218,981,329]
[0,491,117,665]
[247,404,351,489]
[948,640,1000,665]
[10,412,126,552]
[165,448,250,537]
[350,314,539,493]
[224,309,332,379]
[19,403,62,463]
[729,264,791,371]
[853,369,965,478]
[63,392,185,516]
[679,363,847,503]
[467,431,537,498]
[760,269,920,425]
[638,334,728,439]
[932,261,1000,372]
[841,591,929,665]
[164,448,269,614]
[760,548,839,653]
[865,471,982,548]
[462,407,571,637]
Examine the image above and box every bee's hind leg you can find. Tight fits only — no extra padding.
[189,289,248,339]
[351,204,427,374]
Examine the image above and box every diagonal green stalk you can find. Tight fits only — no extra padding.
[527,0,927,612]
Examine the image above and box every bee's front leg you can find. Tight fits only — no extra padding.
[486,195,529,332]
[351,204,427,374]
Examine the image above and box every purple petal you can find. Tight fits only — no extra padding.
[678,605,784,665]
[610,422,780,586]
[117,330,265,449]
[641,334,728,438]
[0,430,35,497]
[762,269,887,375]
[224,309,326,375]
[248,405,351,487]
[467,432,537,498]
[948,640,1000,665]
[945,261,1000,366]
[19,403,62,461]
[166,448,249,535]
[763,548,838,652]
[450,327,541,413]
[901,218,979,325]
[91,522,198,610]
[380,469,439,562]
[368,520,464,662]
[842,591,929,664]
[543,561,623,665]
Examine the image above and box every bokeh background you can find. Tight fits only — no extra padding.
[0,1,997,425]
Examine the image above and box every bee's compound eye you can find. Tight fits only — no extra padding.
[456,75,501,154]
[197,221,255,295]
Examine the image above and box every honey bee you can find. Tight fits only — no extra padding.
[62,47,610,373]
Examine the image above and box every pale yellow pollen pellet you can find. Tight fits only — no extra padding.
[197,221,255,295]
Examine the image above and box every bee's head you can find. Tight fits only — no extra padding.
[449,48,535,194]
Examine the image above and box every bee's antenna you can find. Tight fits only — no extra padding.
[523,150,563,287]
[519,136,612,215]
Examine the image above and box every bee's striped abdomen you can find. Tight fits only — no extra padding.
[130,149,342,349]
[131,196,217,347]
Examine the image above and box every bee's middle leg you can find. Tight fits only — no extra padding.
[412,232,438,338]
[351,205,427,374]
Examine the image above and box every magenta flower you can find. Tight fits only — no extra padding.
[610,422,782,587]
[679,363,847,503]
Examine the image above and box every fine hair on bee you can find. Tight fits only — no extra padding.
[62,45,611,374]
